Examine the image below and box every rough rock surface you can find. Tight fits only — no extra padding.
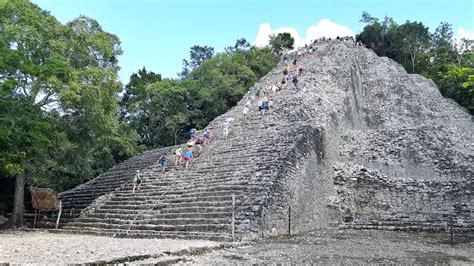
[35,41,473,239]
[188,229,474,265]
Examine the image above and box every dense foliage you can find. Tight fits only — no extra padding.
[357,13,473,113]
[269,32,295,54]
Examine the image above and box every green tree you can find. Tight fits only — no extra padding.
[431,22,457,66]
[120,67,162,146]
[357,22,385,54]
[398,21,431,72]
[0,97,58,227]
[359,11,379,24]
[0,0,138,225]
[180,45,214,78]
[454,38,473,67]
[269,32,295,54]
[437,66,474,113]
[225,38,251,53]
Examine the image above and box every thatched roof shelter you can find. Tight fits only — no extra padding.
[30,187,59,211]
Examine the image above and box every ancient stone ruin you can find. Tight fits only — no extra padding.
[28,41,473,240]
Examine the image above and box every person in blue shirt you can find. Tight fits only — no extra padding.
[262,97,270,115]
[158,156,167,174]
[184,148,193,169]
[189,128,197,140]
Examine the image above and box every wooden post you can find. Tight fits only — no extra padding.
[449,217,454,246]
[55,200,62,230]
[33,210,38,229]
[288,205,291,236]
[232,194,235,242]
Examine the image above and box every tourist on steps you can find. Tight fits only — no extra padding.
[203,130,211,145]
[189,128,197,140]
[292,75,299,89]
[258,99,264,114]
[184,148,193,168]
[132,170,142,193]
[195,137,204,155]
[262,97,270,115]
[159,156,167,174]
[174,146,183,167]
[222,120,231,139]
[243,106,249,120]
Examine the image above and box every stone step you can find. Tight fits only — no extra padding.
[114,184,256,196]
[108,194,239,205]
[98,200,235,210]
[89,211,233,220]
[159,206,233,214]
[65,222,230,232]
[76,217,231,226]
[112,190,246,201]
[60,227,232,241]
[130,178,254,190]
[66,185,250,200]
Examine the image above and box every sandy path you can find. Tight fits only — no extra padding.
[0,230,223,264]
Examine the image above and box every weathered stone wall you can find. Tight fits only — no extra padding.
[247,41,472,236]
[257,124,334,236]
[333,162,472,231]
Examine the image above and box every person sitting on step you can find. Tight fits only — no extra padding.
[159,156,167,174]
[132,170,142,194]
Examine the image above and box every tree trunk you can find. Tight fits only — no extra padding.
[11,173,25,227]
[174,129,177,146]
[410,51,416,73]
[0,173,25,229]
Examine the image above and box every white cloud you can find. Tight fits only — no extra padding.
[453,27,474,51]
[253,19,355,50]
[457,27,474,40]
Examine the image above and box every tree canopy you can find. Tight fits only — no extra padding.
[269,32,295,54]
[0,0,138,225]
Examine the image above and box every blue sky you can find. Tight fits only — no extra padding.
[32,0,473,83]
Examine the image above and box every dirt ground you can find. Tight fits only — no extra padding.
[0,229,472,264]
[0,230,228,264]
[187,229,474,265]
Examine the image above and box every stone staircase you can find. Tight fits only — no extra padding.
[60,111,296,240]
[55,52,318,240]
[25,147,174,228]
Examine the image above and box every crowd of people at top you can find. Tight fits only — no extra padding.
[131,36,359,193]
